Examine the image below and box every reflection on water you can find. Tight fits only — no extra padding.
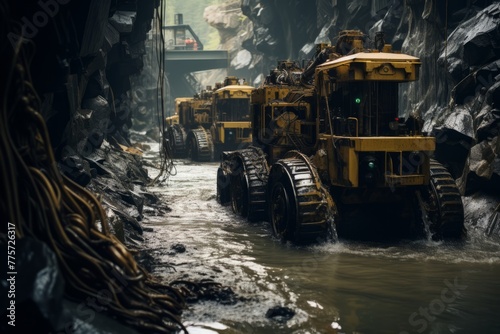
[141,155,500,334]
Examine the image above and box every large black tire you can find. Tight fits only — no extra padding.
[268,151,336,244]
[423,159,466,241]
[217,167,230,205]
[227,147,268,221]
[268,163,296,242]
[166,124,186,158]
[186,127,214,162]
[230,168,249,217]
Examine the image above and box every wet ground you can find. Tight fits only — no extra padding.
[141,147,500,334]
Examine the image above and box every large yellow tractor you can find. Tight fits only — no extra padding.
[166,90,214,161]
[210,76,254,156]
[217,30,465,243]
[166,78,254,162]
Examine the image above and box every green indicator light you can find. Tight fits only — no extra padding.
[355,98,361,104]
[368,161,375,169]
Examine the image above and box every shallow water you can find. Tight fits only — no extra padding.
[142,155,500,334]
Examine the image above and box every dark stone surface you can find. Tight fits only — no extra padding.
[265,305,295,322]
[171,243,187,254]
[0,238,141,334]
[0,238,65,333]
[59,155,93,186]
[1,1,170,333]
[85,140,161,245]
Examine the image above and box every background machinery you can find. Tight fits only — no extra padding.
[166,77,254,162]
[210,76,254,156]
[166,89,214,161]
[217,30,465,243]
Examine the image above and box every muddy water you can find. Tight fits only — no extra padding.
[142,157,500,334]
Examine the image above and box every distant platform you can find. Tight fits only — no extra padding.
[165,50,229,73]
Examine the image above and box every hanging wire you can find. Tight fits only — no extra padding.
[150,0,177,185]
[1,1,188,332]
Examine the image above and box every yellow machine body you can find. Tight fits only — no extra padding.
[311,48,430,191]
[211,77,254,148]
[177,92,212,129]
[217,30,465,243]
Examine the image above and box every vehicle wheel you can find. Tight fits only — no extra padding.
[230,168,248,217]
[268,151,336,244]
[187,127,213,162]
[424,159,466,241]
[220,147,268,221]
[167,124,186,158]
[217,167,230,205]
[269,165,294,242]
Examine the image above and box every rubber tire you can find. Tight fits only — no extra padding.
[230,169,249,217]
[269,164,296,242]
[217,167,230,205]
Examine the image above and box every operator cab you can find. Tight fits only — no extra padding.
[315,30,421,138]
[329,81,403,136]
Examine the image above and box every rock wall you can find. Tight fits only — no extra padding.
[2,0,167,261]
[200,0,257,86]
[4,0,161,185]
[1,2,182,331]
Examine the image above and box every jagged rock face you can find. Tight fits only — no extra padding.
[243,0,318,59]
[436,3,500,197]
[6,1,159,160]
[202,0,257,83]
[206,0,319,85]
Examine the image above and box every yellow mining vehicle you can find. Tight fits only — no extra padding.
[166,77,253,161]
[166,90,214,161]
[165,114,179,126]
[165,98,184,126]
[210,76,254,156]
[217,30,465,243]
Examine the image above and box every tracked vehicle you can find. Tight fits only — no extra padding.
[166,77,254,161]
[166,90,214,161]
[217,30,465,243]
